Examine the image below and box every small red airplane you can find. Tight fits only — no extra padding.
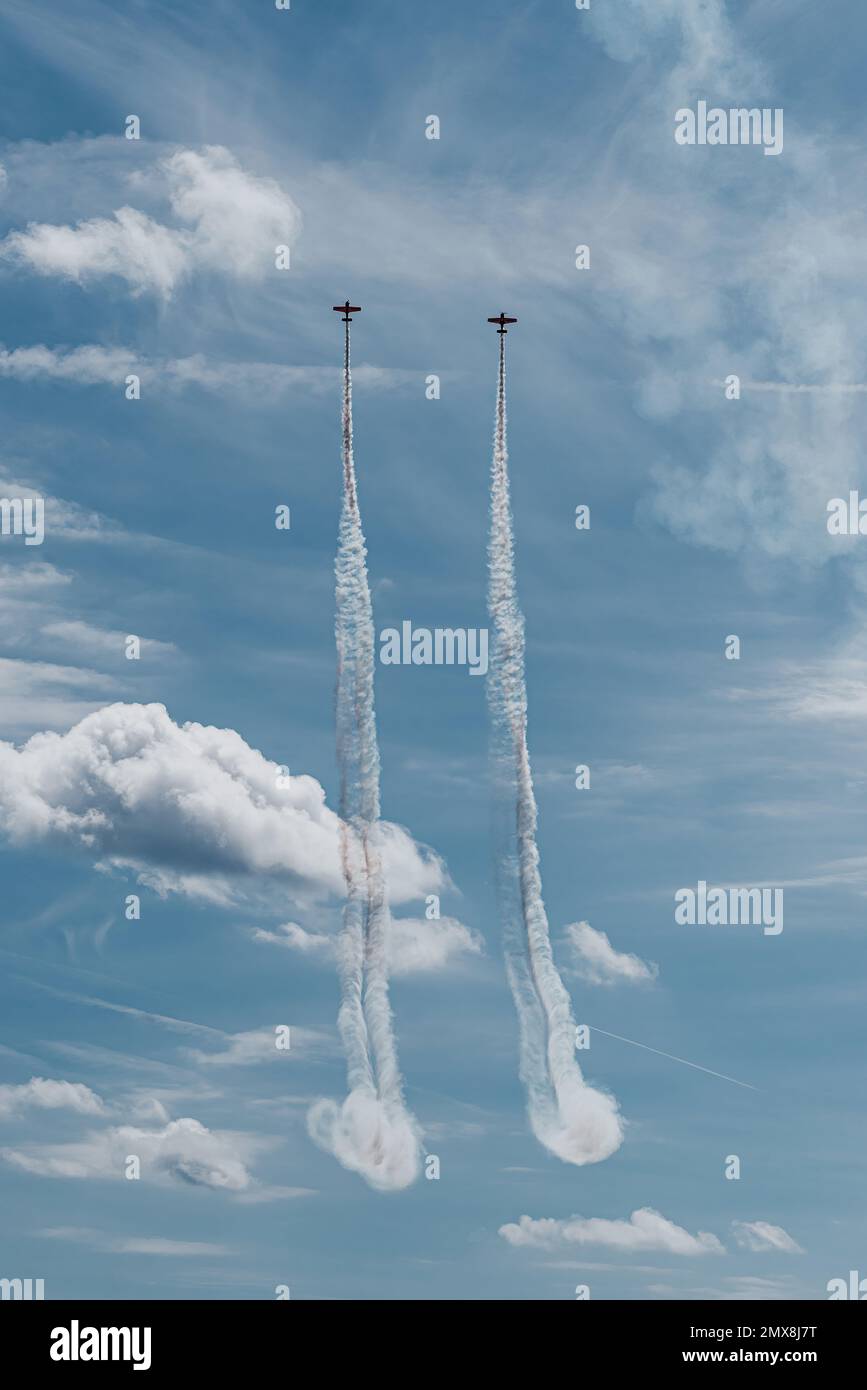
[333,300,361,322]
[487,312,517,335]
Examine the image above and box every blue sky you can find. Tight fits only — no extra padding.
[1,0,866,1300]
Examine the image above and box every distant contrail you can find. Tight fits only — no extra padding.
[588,1026,758,1091]
[721,379,867,394]
[486,325,623,1166]
[307,307,421,1191]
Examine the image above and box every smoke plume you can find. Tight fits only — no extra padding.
[486,333,623,1166]
[307,317,421,1191]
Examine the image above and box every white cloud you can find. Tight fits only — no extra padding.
[187,1026,336,1067]
[588,0,763,95]
[40,1227,230,1257]
[0,343,138,383]
[253,914,483,976]
[0,1077,104,1118]
[732,1221,804,1255]
[2,1115,258,1191]
[158,146,300,279]
[0,702,445,907]
[388,916,484,974]
[735,658,867,725]
[558,2,867,571]
[564,921,658,986]
[0,561,71,593]
[0,343,420,395]
[0,471,126,544]
[499,1208,725,1256]
[0,657,115,695]
[0,657,122,737]
[3,205,188,297]
[118,1237,230,1256]
[254,922,334,958]
[0,134,569,295]
[648,1274,800,1301]
[41,620,176,661]
[1,145,301,297]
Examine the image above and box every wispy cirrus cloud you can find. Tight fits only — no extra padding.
[21,982,337,1067]
[732,1221,804,1255]
[588,0,764,94]
[40,620,177,662]
[567,0,867,573]
[39,1226,231,1258]
[187,1026,337,1068]
[0,343,423,395]
[0,472,126,544]
[0,656,124,736]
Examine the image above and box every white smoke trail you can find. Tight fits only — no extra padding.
[307,318,421,1192]
[486,333,623,1166]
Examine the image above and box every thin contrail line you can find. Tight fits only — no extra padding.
[588,1026,758,1091]
[711,378,867,394]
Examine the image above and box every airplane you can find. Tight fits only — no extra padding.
[333,300,361,322]
[487,312,517,335]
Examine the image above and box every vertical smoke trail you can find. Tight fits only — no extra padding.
[307,317,421,1191]
[487,333,624,1166]
[332,322,376,1097]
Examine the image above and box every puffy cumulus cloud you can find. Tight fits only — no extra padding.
[0,702,445,907]
[1,145,300,297]
[500,1208,725,1256]
[1,1116,257,1192]
[564,921,658,987]
[0,1077,105,1118]
[306,1089,421,1193]
[388,916,483,975]
[3,206,188,298]
[253,915,483,976]
[732,1221,804,1255]
[157,146,300,278]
